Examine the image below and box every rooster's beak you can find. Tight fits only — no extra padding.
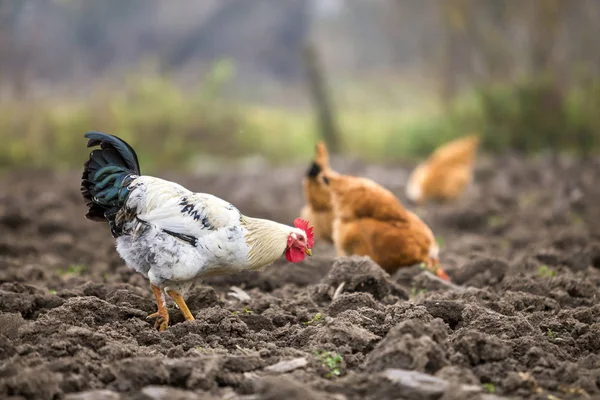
[305,248,312,256]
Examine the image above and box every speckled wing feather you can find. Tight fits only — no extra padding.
[135,191,242,245]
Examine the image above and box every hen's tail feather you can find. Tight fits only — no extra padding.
[81,132,141,229]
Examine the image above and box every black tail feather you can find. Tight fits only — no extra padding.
[81,132,141,225]
[85,131,140,175]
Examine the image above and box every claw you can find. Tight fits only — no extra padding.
[146,312,160,320]
[147,310,169,331]
[155,316,169,331]
[149,284,170,331]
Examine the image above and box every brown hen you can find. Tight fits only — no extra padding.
[320,172,450,281]
[406,134,480,204]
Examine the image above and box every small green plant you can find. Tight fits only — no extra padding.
[419,262,441,277]
[314,350,343,378]
[538,265,557,278]
[410,286,426,299]
[49,289,57,295]
[487,215,505,228]
[58,264,87,276]
[243,308,252,314]
[547,329,556,340]
[518,193,537,207]
[302,312,323,325]
[482,383,496,393]
[571,212,584,226]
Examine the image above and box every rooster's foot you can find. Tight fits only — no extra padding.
[146,310,169,331]
[149,283,170,331]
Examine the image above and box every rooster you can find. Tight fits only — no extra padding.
[81,132,314,331]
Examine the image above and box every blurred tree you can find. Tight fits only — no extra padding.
[383,0,436,69]
[0,0,32,99]
[65,0,158,73]
[438,0,469,104]
[163,0,309,82]
[463,0,513,83]
[529,0,570,74]
[572,0,600,74]
[303,41,340,153]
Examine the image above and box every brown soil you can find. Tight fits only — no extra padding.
[1,154,600,400]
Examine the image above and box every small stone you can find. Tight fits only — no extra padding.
[265,357,308,374]
[65,390,121,400]
[383,368,449,400]
[141,386,205,400]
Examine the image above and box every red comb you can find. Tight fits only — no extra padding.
[294,218,314,248]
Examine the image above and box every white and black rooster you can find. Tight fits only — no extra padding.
[81,132,314,331]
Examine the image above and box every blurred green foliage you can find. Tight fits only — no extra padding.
[476,74,600,156]
[1,63,599,172]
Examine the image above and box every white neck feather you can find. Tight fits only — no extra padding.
[242,216,295,270]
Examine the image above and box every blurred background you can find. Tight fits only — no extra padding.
[1,0,600,172]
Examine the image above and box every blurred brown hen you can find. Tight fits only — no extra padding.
[300,141,338,243]
[406,134,480,204]
[319,171,450,281]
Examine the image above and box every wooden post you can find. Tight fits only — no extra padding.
[303,41,340,153]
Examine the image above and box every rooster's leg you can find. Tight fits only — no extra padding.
[166,290,195,321]
[146,284,169,331]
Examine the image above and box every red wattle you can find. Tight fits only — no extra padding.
[285,247,305,263]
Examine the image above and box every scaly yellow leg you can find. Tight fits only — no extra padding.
[166,289,195,321]
[146,284,169,331]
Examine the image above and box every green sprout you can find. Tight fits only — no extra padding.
[538,265,557,278]
[482,383,496,393]
[410,286,426,299]
[302,312,323,325]
[571,212,584,226]
[487,215,505,227]
[58,264,87,276]
[314,350,343,378]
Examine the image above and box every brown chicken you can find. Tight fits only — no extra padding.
[300,141,339,243]
[319,171,450,281]
[406,134,480,204]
